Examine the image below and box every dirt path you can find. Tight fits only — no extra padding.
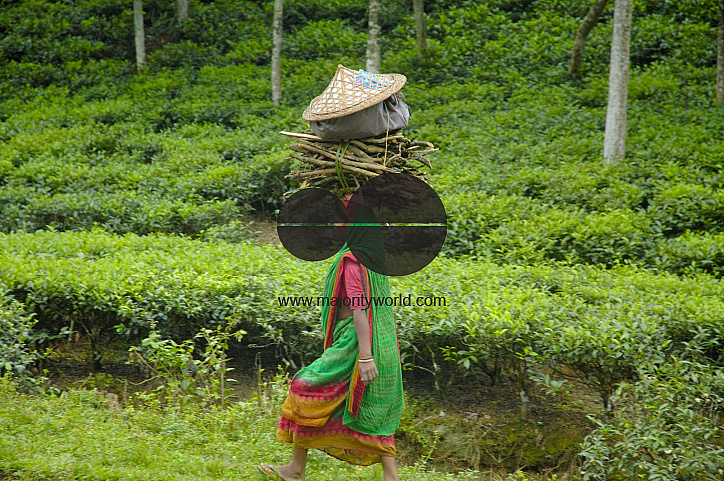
[249,219,281,245]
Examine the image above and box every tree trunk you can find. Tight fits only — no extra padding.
[414,0,427,63]
[133,0,146,72]
[603,0,632,164]
[366,0,382,73]
[717,0,724,104]
[177,0,189,23]
[568,0,608,77]
[271,0,283,106]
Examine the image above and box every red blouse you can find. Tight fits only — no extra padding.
[338,255,367,309]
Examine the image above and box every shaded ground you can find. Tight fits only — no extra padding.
[249,219,281,246]
[400,370,595,475]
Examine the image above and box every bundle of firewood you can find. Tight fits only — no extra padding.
[281,130,437,194]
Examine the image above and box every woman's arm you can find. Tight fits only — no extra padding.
[353,308,372,359]
[353,308,378,383]
[343,255,378,382]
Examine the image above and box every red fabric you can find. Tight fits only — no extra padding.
[350,372,365,417]
[290,377,350,401]
[278,416,395,445]
[338,255,367,309]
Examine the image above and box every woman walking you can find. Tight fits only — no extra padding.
[259,195,404,481]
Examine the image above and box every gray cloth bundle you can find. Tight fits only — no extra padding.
[308,93,410,141]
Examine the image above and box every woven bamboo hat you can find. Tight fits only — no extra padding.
[302,64,406,121]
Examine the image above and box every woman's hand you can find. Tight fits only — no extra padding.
[359,359,378,383]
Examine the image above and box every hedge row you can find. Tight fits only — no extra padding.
[0,93,295,234]
[1,0,717,97]
[1,0,721,275]
[2,81,724,275]
[2,229,723,410]
[406,79,724,275]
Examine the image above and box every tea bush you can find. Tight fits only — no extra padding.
[2,230,724,413]
[652,231,724,277]
[1,0,723,279]
[580,359,724,481]
[0,288,40,378]
[0,93,295,233]
[647,183,724,236]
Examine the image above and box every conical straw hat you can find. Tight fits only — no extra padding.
[302,64,406,121]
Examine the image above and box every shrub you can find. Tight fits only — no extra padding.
[147,41,222,71]
[0,287,49,386]
[538,311,669,413]
[128,322,245,410]
[580,359,724,481]
[441,192,547,257]
[505,163,645,212]
[481,208,658,266]
[652,231,724,277]
[283,19,366,61]
[647,183,724,236]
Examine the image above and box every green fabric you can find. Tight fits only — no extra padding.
[317,206,404,437]
[294,315,359,386]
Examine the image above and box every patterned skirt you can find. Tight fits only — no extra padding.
[276,316,395,466]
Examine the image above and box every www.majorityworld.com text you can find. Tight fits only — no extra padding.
[278,294,447,308]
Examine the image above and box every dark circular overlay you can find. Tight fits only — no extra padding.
[277,188,344,261]
[277,173,447,276]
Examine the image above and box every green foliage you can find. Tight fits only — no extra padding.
[0,92,293,233]
[480,208,657,266]
[284,19,366,61]
[0,286,67,392]
[198,219,256,245]
[0,289,40,377]
[440,192,546,257]
[653,231,724,277]
[283,0,367,29]
[580,359,724,481]
[537,311,669,412]
[2,230,723,414]
[1,0,722,280]
[148,40,222,71]
[647,183,724,236]
[1,0,723,475]
[129,322,245,410]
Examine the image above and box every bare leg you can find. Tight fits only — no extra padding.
[273,447,307,480]
[380,456,399,481]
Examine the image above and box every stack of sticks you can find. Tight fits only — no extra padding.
[280,130,437,193]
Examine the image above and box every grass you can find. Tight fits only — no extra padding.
[0,374,565,481]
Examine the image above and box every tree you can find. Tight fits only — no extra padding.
[413,0,427,63]
[568,0,608,77]
[603,0,632,164]
[177,0,188,23]
[717,0,724,104]
[366,0,381,73]
[133,0,146,72]
[271,0,283,106]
